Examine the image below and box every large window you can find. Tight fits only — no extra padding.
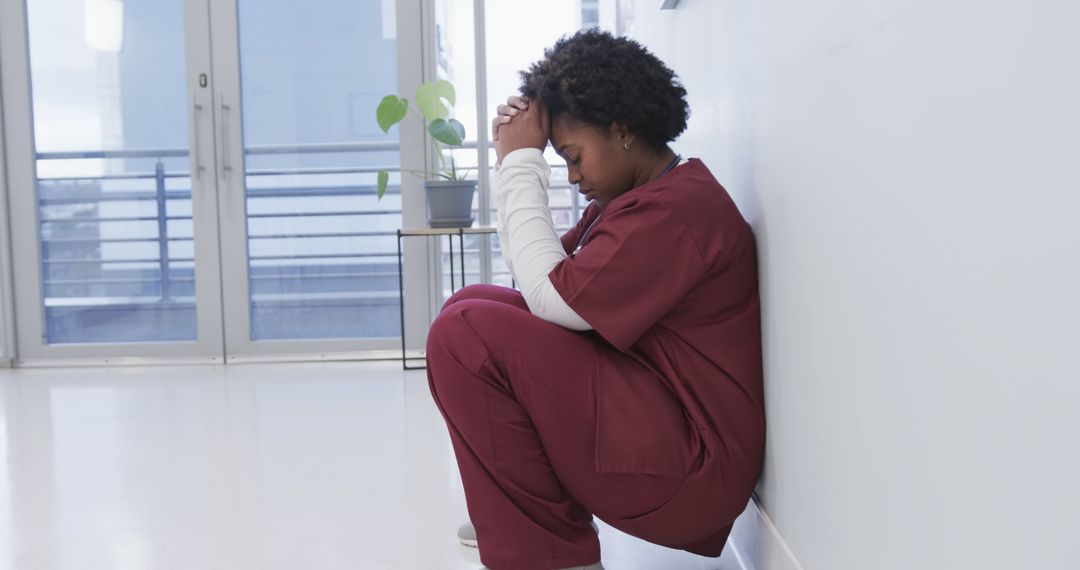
[236,0,404,341]
[432,0,627,299]
[0,0,631,362]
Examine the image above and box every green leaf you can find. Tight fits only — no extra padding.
[434,79,455,107]
[377,171,389,200]
[428,118,465,146]
[376,96,408,133]
[416,83,449,121]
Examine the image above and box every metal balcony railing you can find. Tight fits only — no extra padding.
[34,141,582,306]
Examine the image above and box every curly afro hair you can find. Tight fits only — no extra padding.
[520,29,689,150]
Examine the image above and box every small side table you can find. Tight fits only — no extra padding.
[396,226,498,370]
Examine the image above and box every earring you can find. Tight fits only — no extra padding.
[624,142,631,151]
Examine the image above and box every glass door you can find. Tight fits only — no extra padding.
[209,0,429,361]
[2,0,432,363]
[1,0,226,362]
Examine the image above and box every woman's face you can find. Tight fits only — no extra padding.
[549,114,635,209]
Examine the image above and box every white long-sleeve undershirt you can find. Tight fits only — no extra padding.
[493,148,592,331]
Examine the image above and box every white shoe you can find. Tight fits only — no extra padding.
[458,519,601,548]
[457,521,479,547]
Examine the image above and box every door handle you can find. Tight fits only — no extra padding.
[219,94,233,179]
[192,97,205,180]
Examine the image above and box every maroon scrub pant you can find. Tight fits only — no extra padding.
[426,285,720,570]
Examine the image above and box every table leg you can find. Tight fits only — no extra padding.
[397,230,407,370]
[447,233,456,292]
[459,229,466,290]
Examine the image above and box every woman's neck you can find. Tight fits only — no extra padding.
[633,147,678,188]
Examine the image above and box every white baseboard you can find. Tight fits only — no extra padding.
[729,496,804,570]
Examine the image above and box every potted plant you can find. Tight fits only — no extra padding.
[375,79,475,228]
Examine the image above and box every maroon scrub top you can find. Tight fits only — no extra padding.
[550,158,764,527]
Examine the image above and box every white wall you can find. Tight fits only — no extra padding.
[632,1,1080,569]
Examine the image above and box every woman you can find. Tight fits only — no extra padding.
[426,29,764,570]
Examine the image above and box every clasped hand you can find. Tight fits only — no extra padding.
[492,95,549,164]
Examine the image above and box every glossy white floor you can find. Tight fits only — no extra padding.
[0,362,744,570]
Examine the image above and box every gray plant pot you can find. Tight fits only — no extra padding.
[424,179,477,228]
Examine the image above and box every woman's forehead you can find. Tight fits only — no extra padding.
[550,115,608,149]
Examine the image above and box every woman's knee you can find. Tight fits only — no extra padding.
[428,300,471,352]
[426,303,476,413]
[442,284,527,312]
[428,299,495,366]
[426,299,514,399]
[427,298,531,369]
